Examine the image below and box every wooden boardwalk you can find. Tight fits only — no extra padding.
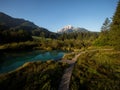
[58,49,113,90]
[58,53,82,90]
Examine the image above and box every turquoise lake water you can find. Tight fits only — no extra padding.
[0,50,66,74]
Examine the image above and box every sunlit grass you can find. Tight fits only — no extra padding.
[70,49,120,90]
[62,52,76,60]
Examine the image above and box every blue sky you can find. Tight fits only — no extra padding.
[0,0,118,32]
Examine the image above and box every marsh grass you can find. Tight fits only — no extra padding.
[0,61,68,90]
[70,50,120,90]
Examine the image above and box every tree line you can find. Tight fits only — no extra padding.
[94,1,120,50]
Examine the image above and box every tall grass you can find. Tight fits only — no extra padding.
[70,50,120,90]
[0,61,68,90]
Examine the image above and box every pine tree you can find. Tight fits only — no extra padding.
[101,18,111,32]
[93,18,111,46]
[109,0,120,50]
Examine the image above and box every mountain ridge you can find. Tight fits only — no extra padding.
[0,12,56,37]
[0,12,40,29]
[0,12,57,43]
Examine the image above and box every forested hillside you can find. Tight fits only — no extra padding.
[0,12,56,43]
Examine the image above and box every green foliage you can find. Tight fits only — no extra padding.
[109,1,120,50]
[58,32,99,41]
[94,1,120,50]
[0,33,98,51]
[70,50,120,90]
[0,29,33,43]
[33,38,90,51]
[101,18,111,32]
[93,32,109,46]
[93,18,111,46]
[0,37,89,51]
[0,41,37,50]
[0,61,68,90]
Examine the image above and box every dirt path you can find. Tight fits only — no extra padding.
[58,53,83,90]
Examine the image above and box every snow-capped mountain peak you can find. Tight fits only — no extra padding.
[64,25,74,30]
[57,25,88,33]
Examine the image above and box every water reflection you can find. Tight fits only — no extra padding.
[0,50,65,73]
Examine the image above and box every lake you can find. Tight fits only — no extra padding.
[0,50,66,74]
